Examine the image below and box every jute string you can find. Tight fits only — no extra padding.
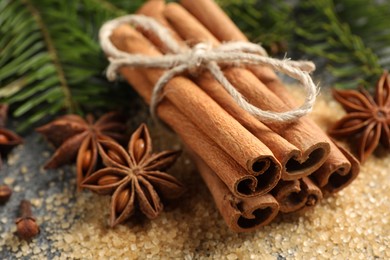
[99,15,319,122]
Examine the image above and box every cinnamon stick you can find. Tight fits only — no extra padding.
[272,177,323,213]
[110,26,282,197]
[177,0,360,193]
[311,141,360,194]
[179,0,279,85]
[192,154,279,232]
[136,0,184,52]
[163,3,331,180]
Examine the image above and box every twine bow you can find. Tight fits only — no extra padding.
[99,15,319,122]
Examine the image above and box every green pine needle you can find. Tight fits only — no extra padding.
[0,0,143,131]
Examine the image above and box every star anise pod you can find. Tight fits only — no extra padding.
[0,104,22,168]
[328,72,390,162]
[37,112,127,187]
[81,124,184,227]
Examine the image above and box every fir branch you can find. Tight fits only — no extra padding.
[24,0,76,113]
[217,0,294,55]
[294,0,388,89]
[0,0,144,131]
[0,0,68,131]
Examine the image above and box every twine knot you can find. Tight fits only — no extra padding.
[99,15,319,122]
[187,43,212,75]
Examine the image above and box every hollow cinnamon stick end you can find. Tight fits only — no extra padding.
[299,177,323,211]
[236,158,281,198]
[312,144,360,194]
[272,178,323,213]
[282,143,330,181]
[224,194,279,233]
[272,180,303,213]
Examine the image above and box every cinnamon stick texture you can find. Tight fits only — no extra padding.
[179,0,280,86]
[136,0,184,52]
[163,3,331,180]
[192,154,279,232]
[272,177,323,213]
[311,141,360,194]
[110,25,282,197]
[177,0,360,193]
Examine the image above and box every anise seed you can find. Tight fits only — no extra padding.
[108,150,126,165]
[82,150,92,171]
[97,175,120,186]
[115,189,130,213]
[0,134,9,144]
[134,139,146,163]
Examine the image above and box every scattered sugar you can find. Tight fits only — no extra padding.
[20,166,28,174]
[3,177,14,185]
[42,151,50,158]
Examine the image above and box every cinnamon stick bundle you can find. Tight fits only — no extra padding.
[177,0,360,192]
[100,0,362,232]
[110,25,282,197]
[192,154,279,232]
[163,3,331,181]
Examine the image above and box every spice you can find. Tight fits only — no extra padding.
[0,104,23,168]
[311,140,360,194]
[82,124,184,227]
[15,200,40,240]
[0,184,12,204]
[328,72,390,162]
[272,177,323,213]
[37,112,127,188]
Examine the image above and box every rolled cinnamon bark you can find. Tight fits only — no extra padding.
[163,3,330,180]
[179,0,279,85]
[110,27,281,197]
[272,177,323,213]
[311,141,360,194]
[192,154,280,232]
[136,0,184,52]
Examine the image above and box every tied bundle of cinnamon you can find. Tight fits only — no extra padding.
[99,0,360,232]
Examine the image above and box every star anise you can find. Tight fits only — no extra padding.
[328,72,390,162]
[0,104,22,168]
[36,112,127,188]
[81,124,184,227]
